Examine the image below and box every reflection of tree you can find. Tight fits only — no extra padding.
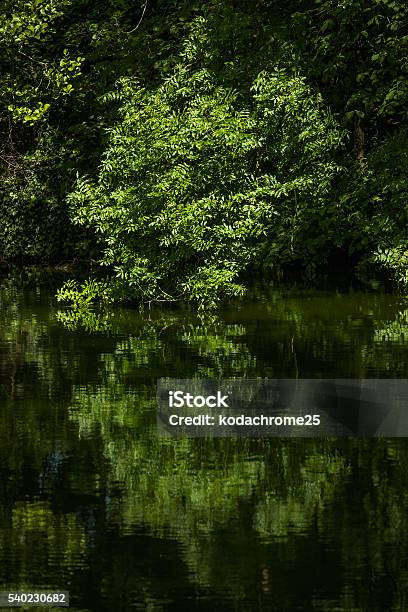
[254,452,350,539]
[0,283,114,401]
[0,498,90,603]
[1,282,408,609]
[374,309,408,343]
[68,382,408,610]
[54,287,408,378]
[69,384,349,598]
[239,290,408,377]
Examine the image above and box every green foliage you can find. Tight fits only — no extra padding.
[291,0,408,134]
[0,0,146,262]
[342,128,408,284]
[1,0,407,302]
[288,0,408,290]
[62,8,345,307]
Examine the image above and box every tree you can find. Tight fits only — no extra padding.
[60,3,344,307]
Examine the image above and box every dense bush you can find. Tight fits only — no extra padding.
[62,64,344,306]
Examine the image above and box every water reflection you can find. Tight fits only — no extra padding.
[0,282,407,610]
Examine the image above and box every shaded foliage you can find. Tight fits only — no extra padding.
[0,0,147,262]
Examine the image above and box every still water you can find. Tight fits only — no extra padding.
[0,281,407,611]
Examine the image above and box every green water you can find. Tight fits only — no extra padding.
[0,283,408,611]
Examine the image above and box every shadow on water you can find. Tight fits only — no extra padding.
[0,280,408,610]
